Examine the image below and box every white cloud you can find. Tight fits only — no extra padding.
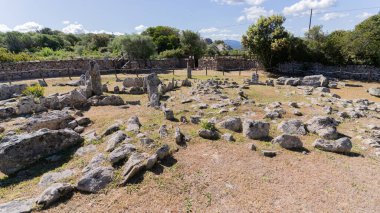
[62,20,70,25]
[0,24,11,32]
[319,12,348,21]
[91,30,124,35]
[134,25,147,34]
[62,24,87,34]
[13,21,43,32]
[356,12,373,20]
[212,0,266,5]
[199,27,230,34]
[207,33,242,40]
[283,0,336,15]
[238,6,274,22]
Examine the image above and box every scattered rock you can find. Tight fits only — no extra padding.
[368,88,380,97]
[36,183,74,208]
[0,198,35,213]
[243,120,270,140]
[120,152,148,185]
[218,117,242,132]
[75,144,97,157]
[76,166,114,193]
[175,127,187,146]
[156,144,170,160]
[76,117,91,126]
[313,137,352,153]
[272,134,303,149]
[23,110,74,132]
[102,123,121,136]
[222,133,235,142]
[163,108,175,120]
[82,153,106,174]
[262,150,276,158]
[109,143,136,165]
[190,115,201,124]
[306,116,339,139]
[0,129,83,175]
[277,119,307,135]
[39,169,75,187]
[158,125,169,138]
[105,131,127,152]
[127,116,141,133]
[198,129,220,140]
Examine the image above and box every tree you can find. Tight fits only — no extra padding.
[322,30,351,65]
[111,34,156,61]
[142,26,180,53]
[4,32,26,53]
[349,14,380,66]
[180,30,206,59]
[242,15,290,71]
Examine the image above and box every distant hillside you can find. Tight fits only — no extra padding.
[224,40,242,50]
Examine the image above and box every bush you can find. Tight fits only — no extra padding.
[200,120,216,131]
[157,48,185,59]
[22,85,45,98]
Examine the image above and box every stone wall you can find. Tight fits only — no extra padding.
[278,62,380,82]
[198,57,259,71]
[0,58,187,82]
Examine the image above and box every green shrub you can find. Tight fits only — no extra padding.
[22,85,45,98]
[200,120,216,131]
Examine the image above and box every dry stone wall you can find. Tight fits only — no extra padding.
[0,58,187,82]
[278,62,380,82]
[198,57,258,71]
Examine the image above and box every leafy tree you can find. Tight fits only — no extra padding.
[242,15,290,71]
[180,30,206,59]
[111,34,156,60]
[142,26,180,53]
[4,32,26,53]
[322,30,351,65]
[349,14,380,66]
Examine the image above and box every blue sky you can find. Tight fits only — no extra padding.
[0,0,379,41]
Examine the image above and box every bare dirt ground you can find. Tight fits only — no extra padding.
[1,69,379,213]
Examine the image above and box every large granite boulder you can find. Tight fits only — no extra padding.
[23,110,74,132]
[0,129,83,175]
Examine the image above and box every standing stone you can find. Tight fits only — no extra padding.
[144,73,161,107]
[102,84,108,93]
[251,73,259,84]
[159,125,169,138]
[187,59,192,79]
[113,86,120,94]
[163,108,175,120]
[83,60,103,97]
